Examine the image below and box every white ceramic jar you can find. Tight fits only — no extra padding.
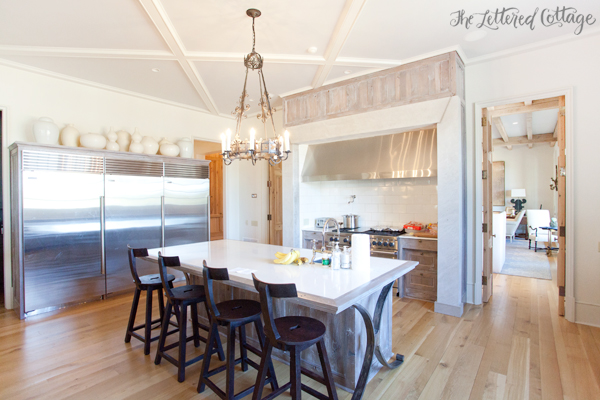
[105,128,119,151]
[116,129,131,152]
[159,138,180,157]
[177,137,193,158]
[80,133,107,149]
[129,130,143,153]
[60,124,79,147]
[141,135,159,155]
[33,117,59,144]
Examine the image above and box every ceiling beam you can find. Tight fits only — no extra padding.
[0,45,176,60]
[492,117,512,150]
[310,0,368,89]
[138,0,219,114]
[493,132,557,148]
[489,99,560,118]
[553,121,559,139]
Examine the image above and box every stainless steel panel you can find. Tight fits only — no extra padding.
[164,163,209,179]
[164,178,209,246]
[301,128,437,182]
[23,150,103,173]
[104,175,163,294]
[22,170,105,313]
[105,158,163,177]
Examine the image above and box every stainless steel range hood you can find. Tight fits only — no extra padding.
[301,128,436,182]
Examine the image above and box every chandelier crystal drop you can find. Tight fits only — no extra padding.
[220,8,291,166]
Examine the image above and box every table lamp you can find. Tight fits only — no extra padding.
[510,189,526,212]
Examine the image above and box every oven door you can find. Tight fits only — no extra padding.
[370,249,399,259]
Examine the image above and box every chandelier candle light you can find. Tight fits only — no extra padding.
[220,8,291,166]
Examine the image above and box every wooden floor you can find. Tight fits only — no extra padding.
[1,254,600,399]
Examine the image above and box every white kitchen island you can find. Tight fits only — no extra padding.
[147,240,417,397]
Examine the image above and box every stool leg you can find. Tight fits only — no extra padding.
[155,302,172,365]
[144,287,153,355]
[254,320,278,391]
[204,301,225,361]
[225,324,236,399]
[290,346,302,400]
[157,287,165,321]
[178,303,188,382]
[125,287,141,343]
[317,339,338,400]
[239,325,248,372]
[252,341,272,400]
[197,321,218,393]
[190,303,200,348]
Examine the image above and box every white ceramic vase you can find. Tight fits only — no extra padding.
[33,117,59,144]
[80,133,107,149]
[105,128,119,151]
[116,129,131,152]
[177,137,193,158]
[159,138,180,157]
[60,124,79,147]
[141,135,159,155]
[129,130,143,153]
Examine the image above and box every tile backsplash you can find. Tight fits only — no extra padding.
[300,178,438,229]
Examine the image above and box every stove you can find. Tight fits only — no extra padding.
[323,227,406,259]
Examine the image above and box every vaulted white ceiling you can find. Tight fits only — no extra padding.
[1,0,598,118]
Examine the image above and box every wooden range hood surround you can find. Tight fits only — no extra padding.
[281,51,470,317]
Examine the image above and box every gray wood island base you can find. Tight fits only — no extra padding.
[146,240,417,398]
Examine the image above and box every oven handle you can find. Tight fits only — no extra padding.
[370,249,398,257]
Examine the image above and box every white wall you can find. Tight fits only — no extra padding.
[492,145,557,214]
[466,33,600,326]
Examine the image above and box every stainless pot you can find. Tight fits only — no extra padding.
[342,214,359,229]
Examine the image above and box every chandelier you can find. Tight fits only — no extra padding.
[220,8,291,166]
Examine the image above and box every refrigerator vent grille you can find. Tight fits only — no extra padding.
[22,151,104,173]
[105,159,163,177]
[164,163,209,179]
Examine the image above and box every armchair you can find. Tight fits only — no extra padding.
[526,209,557,252]
[505,210,525,242]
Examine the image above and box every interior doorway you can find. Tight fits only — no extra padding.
[268,163,282,245]
[194,140,224,241]
[480,95,567,316]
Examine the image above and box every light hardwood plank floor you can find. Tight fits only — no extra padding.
[1,253,599,399]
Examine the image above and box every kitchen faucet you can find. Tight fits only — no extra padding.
[310,218,341,264]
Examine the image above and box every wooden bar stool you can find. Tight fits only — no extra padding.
[124,246,176,355]
[251,274,338,400]
[155,253,225,382]
[197,261,278,400]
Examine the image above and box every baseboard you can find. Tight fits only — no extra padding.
[565,295,575,322]
[434,301,464,317]
[575,301,600,328]
[466,282,478,305]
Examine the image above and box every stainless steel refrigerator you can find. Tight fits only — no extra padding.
[11,144,210,318]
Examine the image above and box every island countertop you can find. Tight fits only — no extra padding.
[147,240,417,315]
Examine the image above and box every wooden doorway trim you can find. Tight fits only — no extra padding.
[268,163,283,245]
[481,108,493,303]
[556,95,566,315]
[475,89,572,320]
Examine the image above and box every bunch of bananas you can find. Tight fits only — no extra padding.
[274,249,308,265]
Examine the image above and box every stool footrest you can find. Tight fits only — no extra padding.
[301,383,330,400]
[131,317,163,332]
[262,382,292,400]
[301,366,326,385]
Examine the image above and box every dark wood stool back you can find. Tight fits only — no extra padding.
[154,253,225,382]
[251,274,338,400]
[124,246,175,355]
[197,261,278,400]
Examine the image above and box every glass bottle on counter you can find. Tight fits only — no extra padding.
[331,243,341,270]
[341,246,351,269]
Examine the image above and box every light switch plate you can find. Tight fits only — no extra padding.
[251,194,257,198]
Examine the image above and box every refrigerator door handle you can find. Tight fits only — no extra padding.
[161,195,165,248]
[100,195,106,275]
[207,192,211,242]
